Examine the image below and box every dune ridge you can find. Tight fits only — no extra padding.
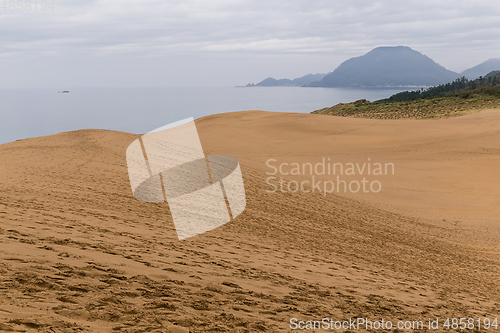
[1,110,500,332]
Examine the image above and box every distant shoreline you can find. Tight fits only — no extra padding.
[236,85,430,88]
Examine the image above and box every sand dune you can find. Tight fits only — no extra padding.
[1,110,500,332]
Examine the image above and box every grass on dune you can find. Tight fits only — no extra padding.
[312,84,500,120]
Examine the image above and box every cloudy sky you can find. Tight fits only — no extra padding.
[1,0,499,88]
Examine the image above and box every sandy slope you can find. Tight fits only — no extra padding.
[0,110,499,332]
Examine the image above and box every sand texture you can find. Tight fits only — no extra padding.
[1,110,500,332]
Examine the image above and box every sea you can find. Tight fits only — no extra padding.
[0,86,417,145]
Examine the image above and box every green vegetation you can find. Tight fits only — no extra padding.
[383,72,500,102]
[312,72,500,119]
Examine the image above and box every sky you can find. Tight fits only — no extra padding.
[1,0,499,88]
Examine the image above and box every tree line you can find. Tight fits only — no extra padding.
[382,72,500,102]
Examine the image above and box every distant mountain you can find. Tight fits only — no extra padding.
[309,46,459,87]
[248,78,292,86]
[461,59,500,80]
[485,70,500,78]
[290,73,327,86]
[246,73,326,87]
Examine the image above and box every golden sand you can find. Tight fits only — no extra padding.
[1,110,499,332]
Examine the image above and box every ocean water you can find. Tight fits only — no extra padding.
[0,86,416,145]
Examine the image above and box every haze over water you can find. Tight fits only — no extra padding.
[0,86,416,145]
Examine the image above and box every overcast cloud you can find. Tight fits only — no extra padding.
[0,0,499,87]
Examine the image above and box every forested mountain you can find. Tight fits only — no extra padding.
[460,59,500,80]
[309,46,459,87]
[382,71,500,102]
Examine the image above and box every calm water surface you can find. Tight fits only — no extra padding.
[0,86,417,144]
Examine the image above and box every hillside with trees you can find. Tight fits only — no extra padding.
[312,72,500,119]
[460,59,500,80]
